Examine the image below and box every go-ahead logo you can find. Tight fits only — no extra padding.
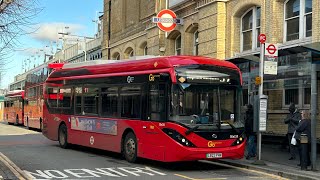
[127,76,134,83]
[208,141,222,147]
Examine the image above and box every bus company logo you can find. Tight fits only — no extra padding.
[208,141,222,147]
[149,74,160,82]
[212,134,218,138]
[127,76,134,83]
[149,74,155,82]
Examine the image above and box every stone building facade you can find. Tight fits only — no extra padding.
[102,0,320,140]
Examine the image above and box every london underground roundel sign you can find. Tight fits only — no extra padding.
[156,9,177,32]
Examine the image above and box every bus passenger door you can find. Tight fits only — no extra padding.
[140,83,167,161]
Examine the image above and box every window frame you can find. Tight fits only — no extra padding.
[143,45,148,56]
[240,7,261,52]
[129,50,134,57]
[175,35,182,55]
[284,0,312,42]
[193,31,199,56]
[100,86,120,118]
[282,86,310,108]
[119,84,143,119]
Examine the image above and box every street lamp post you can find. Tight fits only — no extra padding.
[58,32,94,62]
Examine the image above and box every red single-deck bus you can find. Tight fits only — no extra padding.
[4,90,25,125]
[43,56,246,162]
[24,63,64,130]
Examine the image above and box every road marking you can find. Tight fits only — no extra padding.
[0,152,31,180]
[201,161,289,180]
[174,174,227,180]
[24,166,167,179]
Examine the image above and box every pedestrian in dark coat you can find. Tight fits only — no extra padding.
[284,103,301,160]
[294,110,311,169]
[245,104,256,160]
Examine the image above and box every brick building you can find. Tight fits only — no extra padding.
[101,0,320,140]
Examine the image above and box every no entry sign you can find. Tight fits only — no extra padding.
[265,43,278,57]
[152,9,182,32]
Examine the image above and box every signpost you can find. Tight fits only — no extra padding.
[265,43,278,57]
[264,43,278,75]
[152,9,183,32]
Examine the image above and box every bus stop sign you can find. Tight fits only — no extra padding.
[152,9,180,32]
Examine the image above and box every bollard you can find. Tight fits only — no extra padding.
[300,134,308,170]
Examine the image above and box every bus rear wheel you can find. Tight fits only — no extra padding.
[123,132,137,163]
[58,124,68,149]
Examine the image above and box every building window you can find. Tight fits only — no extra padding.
[144,45,148,55]
[175,35,181,55]
[284,0,312,41]
[193,31,199,55]
[284,89,299,105]
[113,53,120,60]
[241,7,261,52]
[129,50,134,57]
[304,0,312,37]
[284,87,310,107]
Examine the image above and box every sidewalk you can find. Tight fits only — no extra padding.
[218,144,320,180]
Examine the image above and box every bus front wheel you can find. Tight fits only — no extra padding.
[123,132,137,163]
[58,124,68,149]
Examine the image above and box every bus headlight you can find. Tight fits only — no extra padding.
[162,128,196,147]
[231,133,246,146]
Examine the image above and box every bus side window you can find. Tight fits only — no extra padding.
[149,84,166,121]
[74,87,83,115]
[101,87,118,117]
[47,87,58,108]
[82,87,99,115]
[120,85,141,119]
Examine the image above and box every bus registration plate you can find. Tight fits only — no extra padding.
[206,153,222,158]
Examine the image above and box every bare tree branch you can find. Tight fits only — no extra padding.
[0,0,42,87]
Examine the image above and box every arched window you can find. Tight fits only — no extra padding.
[112,52,120,60]
[144,45,148,55]
[284,0,312,41]
[241,7,261,52]
[175,35,181,55]
[193,31,199,55]
[115,54,120,60]
[129,50,134,57]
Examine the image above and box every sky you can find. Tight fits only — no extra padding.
[2,0,103,89]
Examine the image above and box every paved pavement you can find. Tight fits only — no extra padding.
[218,143,320,180]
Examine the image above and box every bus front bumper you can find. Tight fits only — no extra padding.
[165,141,246,162]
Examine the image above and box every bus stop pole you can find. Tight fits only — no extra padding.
[256,43,265,164]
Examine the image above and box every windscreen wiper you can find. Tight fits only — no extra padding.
[185,125,200,135]
[221,121,240,134]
